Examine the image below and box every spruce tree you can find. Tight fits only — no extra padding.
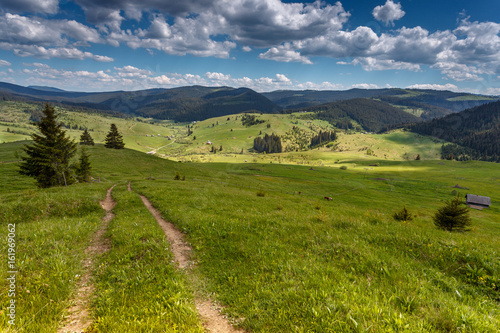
[76,147,92,182]
[433,196,472,232]
[80,129,94,145]
[104,124,125,149]
[19,103,77,188]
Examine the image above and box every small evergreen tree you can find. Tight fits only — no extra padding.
[76,147,92,182]
[79,129,94,145]
[433,196,472,232]
[104,124,125,149]
[19,103,77,188]
[393,206,413,221]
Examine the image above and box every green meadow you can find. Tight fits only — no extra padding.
[1,140,498,332]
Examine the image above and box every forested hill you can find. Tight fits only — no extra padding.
[0,82,280,122]
[300,98,421,133]
[264,88,497,114]
[135,87,281,121]
[410,101,500,162]
[262,88,402,109]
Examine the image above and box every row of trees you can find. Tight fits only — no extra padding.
[309,130,336,148]
[19,104,125,188]
[253,133,283,153]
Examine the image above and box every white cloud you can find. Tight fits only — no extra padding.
[275,74,291,84]
[2,44,113,62]
[206,72,231,81]
[485,87,500,96]
[259,44,313,64]
[242,46,252,52]
[406,83,459,91]
[352,83,380,89]
[348,57,420,71]
[0,59,11,66]
[372,0,405,26]
[0,13,111,62]
[295,81,344,90]
[0,0,59,14]
[215,0,349,47]
[0,14,103,46]
[116,12,236,58]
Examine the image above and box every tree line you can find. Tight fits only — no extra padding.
[309,130,336,148]
[253,133,283,154]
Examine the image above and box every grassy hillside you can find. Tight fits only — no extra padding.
[0,100,184,154]
[1,100,446,167]
[1,142,498,331]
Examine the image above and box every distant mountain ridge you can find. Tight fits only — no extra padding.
[27,85,68,92]
[264,88,497,113]
[0,81,497,123]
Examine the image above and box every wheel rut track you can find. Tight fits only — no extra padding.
[130,182,245,333]
[58,185,116,333]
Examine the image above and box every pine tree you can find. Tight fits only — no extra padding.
[104,124,125,149]
[433,196,472,232]
[76,147,92,182]
[19,103,77,188]
[79,128,94,145]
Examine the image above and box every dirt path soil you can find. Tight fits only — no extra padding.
[58,185,116,333]
[136,186,244,333]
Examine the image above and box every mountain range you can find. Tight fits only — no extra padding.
[0,81,497,123]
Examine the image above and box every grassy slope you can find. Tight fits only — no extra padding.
[0,100,182,153]
[1,142,499,331]
[0,100,444,165]
[131,156,499,332]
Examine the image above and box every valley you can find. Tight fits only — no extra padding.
[0,85,498,332]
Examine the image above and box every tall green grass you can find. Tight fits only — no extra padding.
[132,160,499,332]
[0,183,108,332]
[1,141,498,332]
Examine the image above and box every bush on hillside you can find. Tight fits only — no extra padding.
[393,206,413,221]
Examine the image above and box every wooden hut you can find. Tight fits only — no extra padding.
[465,194,491,210]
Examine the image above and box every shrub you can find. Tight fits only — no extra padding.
[174,171,181,180]
[340,165,348,170]
[433,196,472,232]
[256,189,266,197]
[393,206,413,221]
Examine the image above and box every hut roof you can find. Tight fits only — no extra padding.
[466,194,491,207]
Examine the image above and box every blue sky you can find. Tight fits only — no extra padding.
[0,0,499,95]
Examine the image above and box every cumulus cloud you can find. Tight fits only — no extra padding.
[215,0,349,47]
[0,13,111,61]
[346,57,420,71]
[372,0,405,26]
[206,72,231,81]
[1,44,113,62]
[0,59,11,66]
[259,44,313,64]
[406,83,459,91]
[0,0,59,14]
[14,63,312,92]
[116,12,236,58]
[352,83,380,89]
